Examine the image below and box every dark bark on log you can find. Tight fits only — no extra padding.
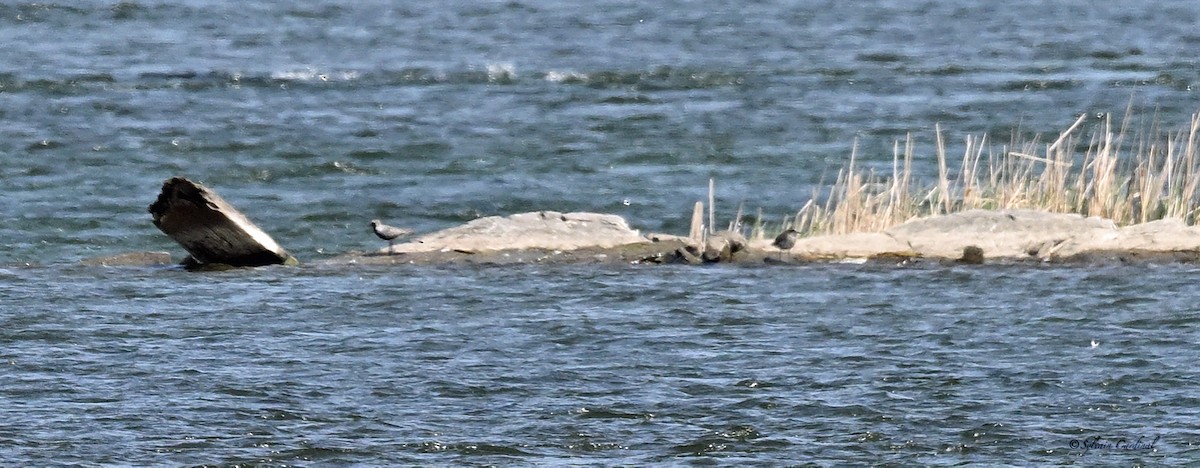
[148,177,296,267]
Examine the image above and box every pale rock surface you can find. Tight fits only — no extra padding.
[885,209,1117,259]
[1049,218,1200,258]
[385,211,649,254]
[750,232,914,259]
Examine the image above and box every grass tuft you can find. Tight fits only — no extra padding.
[777,111,1200,237]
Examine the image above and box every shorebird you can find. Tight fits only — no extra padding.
[772,229,799,261]
[370,219,412,252]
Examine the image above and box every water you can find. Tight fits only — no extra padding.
[4,263,1197,465]
[2,0,1199,465]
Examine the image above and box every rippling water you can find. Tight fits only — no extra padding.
[3,0,1199,465]
[4,263,1197,465]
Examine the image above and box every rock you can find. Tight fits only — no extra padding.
[702,230,748,262]
[646,232,682,243]
[80,251,174,267]
[674,243,704,264]
[385,211,649,254]
[1049,218,1200,260]
[641,232,706,264]
[330,237,691,266]
[885,209,1116,259]
[752,232,915,260]
[745,210,1200,264]
[957,246,985,264]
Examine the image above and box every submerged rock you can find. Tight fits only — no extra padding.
[80,251,175,267]
[957,246,985,265]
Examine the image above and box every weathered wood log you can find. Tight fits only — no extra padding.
[689,201,704,242]
[148,177,296,268]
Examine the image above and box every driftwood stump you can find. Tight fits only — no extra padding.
[148,177,296,268]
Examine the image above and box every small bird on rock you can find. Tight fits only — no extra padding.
[370,219,412,252]
[772,228,799,261]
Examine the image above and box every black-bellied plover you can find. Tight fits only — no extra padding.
[370,219,412,252]
[772,228,799,261]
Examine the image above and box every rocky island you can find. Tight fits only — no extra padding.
[90,106,1200,271]
[86,175,1200,269]
[328,208,1200,267]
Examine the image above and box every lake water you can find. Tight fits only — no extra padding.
[2,0,1198,465]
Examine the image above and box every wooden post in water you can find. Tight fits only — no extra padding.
[148,177,297,268]
[689,201,704,242]
[707,178,715,235]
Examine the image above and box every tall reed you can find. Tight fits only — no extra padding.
[785,112,1200,237]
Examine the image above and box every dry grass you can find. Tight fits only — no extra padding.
[756,111,1200,239]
